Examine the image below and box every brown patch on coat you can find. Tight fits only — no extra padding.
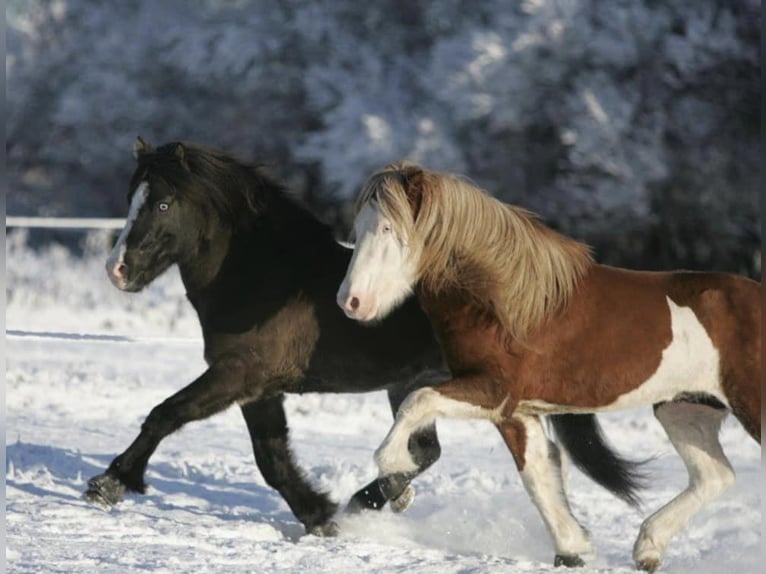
[496,418,528,469]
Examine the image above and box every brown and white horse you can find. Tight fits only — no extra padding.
[336,162,761,572]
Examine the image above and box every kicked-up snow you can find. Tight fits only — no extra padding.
[5,234,761,573]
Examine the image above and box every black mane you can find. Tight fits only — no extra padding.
[136,142,326,237]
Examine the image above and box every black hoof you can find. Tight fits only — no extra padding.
[83,473,126,507]
[307,520,340,537]
[346,479,388,514]
[378,472,415,502]
[554,554,585,568]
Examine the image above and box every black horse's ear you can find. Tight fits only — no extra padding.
[133,136,153,160]
[174,143,190,171]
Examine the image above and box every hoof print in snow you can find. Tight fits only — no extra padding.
[83,473,126,507]
[554,554,585,568]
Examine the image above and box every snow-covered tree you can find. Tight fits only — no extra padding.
[6,0,759,276]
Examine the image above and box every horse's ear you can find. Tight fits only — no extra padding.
[174,143,190,171]
[133,136,153,160]
[401,165,425,220]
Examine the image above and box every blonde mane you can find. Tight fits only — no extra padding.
[356,162,594,341]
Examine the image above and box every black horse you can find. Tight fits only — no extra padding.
[85,139,646,535]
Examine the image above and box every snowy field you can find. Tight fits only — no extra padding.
[6,232,761,573]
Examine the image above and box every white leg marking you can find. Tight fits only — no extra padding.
[633,402,734,569]
[106,182,149,271]
[517,415,593,557]
[375,387,496,476]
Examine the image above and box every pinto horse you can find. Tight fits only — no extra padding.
[84,139,624,536]
[337,162,761,571]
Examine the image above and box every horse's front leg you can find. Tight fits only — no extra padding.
[373,377,504,498]
[240,396,339,536]
[84,354,251,506]
[347,384,443,515]
[497,414,593,568]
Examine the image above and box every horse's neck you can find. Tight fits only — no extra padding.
[178,224,234,294]
[417,285,500,335]
[180,206,337,298]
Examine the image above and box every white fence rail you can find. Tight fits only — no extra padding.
[7,329,201,347]
[6,216,125,230]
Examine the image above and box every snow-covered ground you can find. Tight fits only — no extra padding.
[6,232,761,573]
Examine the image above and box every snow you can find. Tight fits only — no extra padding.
[5,234,761,573]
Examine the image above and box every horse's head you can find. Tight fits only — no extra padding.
[337,163,424,322]
[106,137,209,291]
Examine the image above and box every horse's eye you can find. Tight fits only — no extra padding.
[381,223,392,234]
[158,202,169,212]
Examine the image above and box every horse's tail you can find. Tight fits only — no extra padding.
[549,414,649,508]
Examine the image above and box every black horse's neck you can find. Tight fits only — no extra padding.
[178,167,338,299]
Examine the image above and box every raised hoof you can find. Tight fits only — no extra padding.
[346,479,388,514]
[307,520,340,537]
[389,485,415,513]
[83,473,126,507]
[636,558,661,573]
[378,472,415,502]
[554,554,585,568]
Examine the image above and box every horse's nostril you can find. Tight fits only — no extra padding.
[117,263,128,278]
[349,297,360,311]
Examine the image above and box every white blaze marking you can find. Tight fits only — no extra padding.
[106,182,149,271]
[337,202,418,321]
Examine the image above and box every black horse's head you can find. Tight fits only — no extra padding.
[106,137,264,292]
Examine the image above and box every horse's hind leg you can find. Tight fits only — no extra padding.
[241,396,339,535]
[633,401,734,572]
[724,363,761,442]
[498,415,593,567]
[347,385,442,514]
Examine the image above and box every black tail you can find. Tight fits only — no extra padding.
[549,414,649,508]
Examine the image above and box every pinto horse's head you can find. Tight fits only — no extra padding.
[106,137,209,291]
[337,163,424,322]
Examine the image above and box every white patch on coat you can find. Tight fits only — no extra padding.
[608,297,724,408]
[374,387,505,475]
[517,296,725,414]
[337,202,418,321]
[106,182,149,276]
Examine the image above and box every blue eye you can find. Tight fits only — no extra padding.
[158,202,169,212]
